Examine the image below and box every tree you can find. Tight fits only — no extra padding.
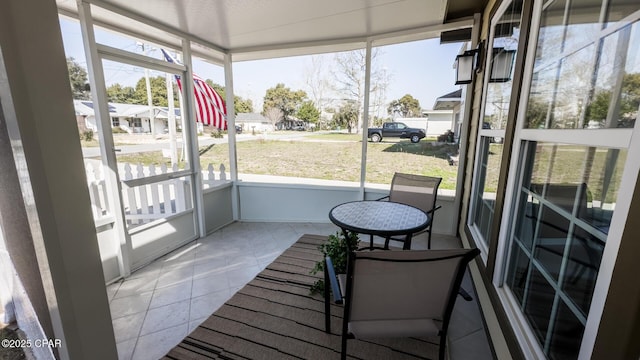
[332,101,359,133]
[132,76,170,106]
[304,55,332,117]
[332,48,390,133]
[204,80,254,114]
[584,72,640,128]
[67,57,90,100]
[263,83,307,120]
[106,83,136,104]
[388,94,422,118]
[297,101,320,124]
[264,107,284,128]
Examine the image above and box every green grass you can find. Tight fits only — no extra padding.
[305,132,362,141]
[116,138,461,189]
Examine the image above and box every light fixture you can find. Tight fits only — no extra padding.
[489,48,516,82]
[454,41,484,85]
[454,49,477,85]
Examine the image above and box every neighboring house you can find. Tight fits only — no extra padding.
[235,112,273,133]
[432,89,463,142]
[73,100,181,134]
[394,90,461,139]
[396,111,455,138]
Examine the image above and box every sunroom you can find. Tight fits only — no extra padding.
[1,0,640,359]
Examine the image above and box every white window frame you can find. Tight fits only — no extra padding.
[468,0,521,260]
[493,2,640,358]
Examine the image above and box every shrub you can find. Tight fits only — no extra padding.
[81,130,94,141]
[309,231,359,295]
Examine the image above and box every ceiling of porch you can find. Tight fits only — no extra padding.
[56,0,487,63]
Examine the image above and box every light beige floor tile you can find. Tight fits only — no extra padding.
[110,292,152,319]
[116,338,137,360]
[155,264,194,288]
[189,289,232,321]
[113,277,158,299]
[191,273,229,298]
[131,323,189,360]
[149,281,192,309]
[140,300,190,336]
[112,311,145,343]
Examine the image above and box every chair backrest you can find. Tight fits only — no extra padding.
[344,248,480,329]
[389,173,442,213]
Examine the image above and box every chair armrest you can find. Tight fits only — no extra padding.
[325,256,343,304]
[426,205,442,215]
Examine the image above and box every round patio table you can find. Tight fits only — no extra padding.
[329,200,430,250]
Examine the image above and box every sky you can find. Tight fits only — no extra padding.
[59,17,463,113]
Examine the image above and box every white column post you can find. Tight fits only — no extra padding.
[224,53,240,220]
[181,40,207,236]
[77,0,131,276]
[0,0,118,357]
[359,40,373,199]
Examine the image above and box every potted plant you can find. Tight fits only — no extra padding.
[310,231,359,294]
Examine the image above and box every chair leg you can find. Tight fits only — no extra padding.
[427,228,432,249]
[438,333,447,360]
[341,332,348,360]
[323,262,331,333]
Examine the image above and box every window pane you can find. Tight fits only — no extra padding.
[565,2,603,50]
[550,45,596,129]
[526,64,556,128]
[548,301,584,360]
[585,23,640,129]
[533,205,570,281]
[527,8,640,129]
[483,0,523,130]
[526,143,626,232]
[563,227,603,315]
[507,242,530,303]
[514,191,537,251]
[505,142,627,356]
[535,0,568,66]
[470,0,524,247]
[524,267,555,345]
[605,0,640,27]
[471,139,503,243]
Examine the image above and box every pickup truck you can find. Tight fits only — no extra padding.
[368,122,426,143]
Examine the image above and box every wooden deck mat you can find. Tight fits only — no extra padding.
[164,234,440,359]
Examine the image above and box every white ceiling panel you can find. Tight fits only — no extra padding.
[57,0,474,62]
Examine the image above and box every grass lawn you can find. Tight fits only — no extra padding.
[116,133,462,189]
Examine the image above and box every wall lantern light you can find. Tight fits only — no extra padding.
[489,48,516,83]
[454,49,478,85]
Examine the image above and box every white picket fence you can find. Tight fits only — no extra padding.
[85,162,228,227]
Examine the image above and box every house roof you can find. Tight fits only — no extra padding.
[236,113,268,123]
[56,0,486,63]
[73,100,182,119]
[433,88,462,110]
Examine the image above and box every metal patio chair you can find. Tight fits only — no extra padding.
[324,248,480,360]
[378,172,442,249]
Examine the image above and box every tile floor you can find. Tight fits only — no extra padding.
[106,222,494,360]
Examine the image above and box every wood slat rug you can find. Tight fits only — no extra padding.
[164,234,440,360]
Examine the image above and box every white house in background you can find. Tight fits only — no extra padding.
[396,111,454,138]
[235,113,274,133]
[432,89,463,143]
[394,89,462,139]
[73,100,182,134]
